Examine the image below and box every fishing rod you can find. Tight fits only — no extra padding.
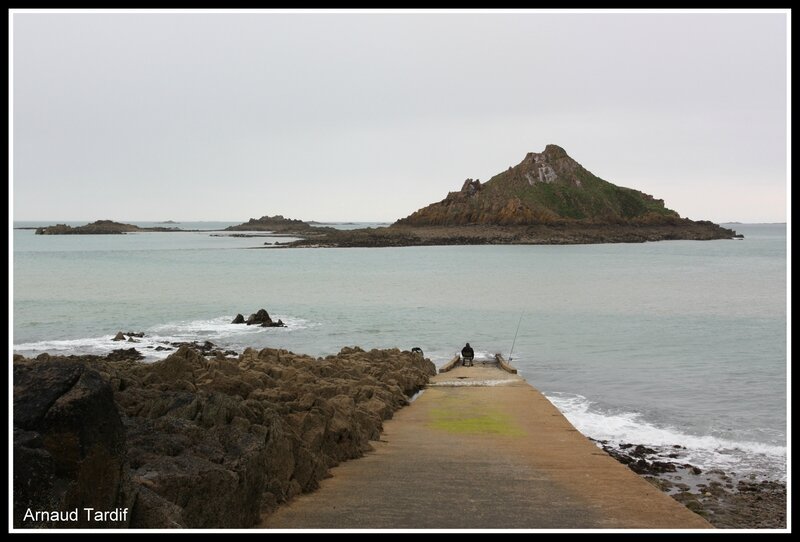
[508,312,524,362]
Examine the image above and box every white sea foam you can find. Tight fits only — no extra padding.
[150,314,315,338]
[14,314,316,362]
[545,392,786,480]
[14,335,175,362]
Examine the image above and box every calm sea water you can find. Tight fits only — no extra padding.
[12,222,787,481]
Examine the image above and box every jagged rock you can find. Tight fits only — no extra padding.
[244,308,285,327]
[262,319,284,328]
[112,331,126,341]
[168,340,222,355]
[631,444,657,457]
[251,309,271,325]
[107,348,144,361]
[13,345,436,528]
[231,314,245,324]
[129,486,185,528]
[13,360,134,528]
[460,178,482,195]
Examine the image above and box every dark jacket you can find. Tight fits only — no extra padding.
[461,345,474,359]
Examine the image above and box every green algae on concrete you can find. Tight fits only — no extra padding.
[428,407,525,436]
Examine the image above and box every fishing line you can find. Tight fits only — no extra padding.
[508,312,524,362]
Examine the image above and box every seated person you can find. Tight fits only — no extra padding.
[461,343,475,366]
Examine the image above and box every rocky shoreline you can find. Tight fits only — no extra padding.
[278,221,741,248]
[13,345,436,528]
[13,343,782,529]
[29,213,741,246]
[592,439,786,528]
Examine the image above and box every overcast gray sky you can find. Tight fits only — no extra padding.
[12,11,788,223]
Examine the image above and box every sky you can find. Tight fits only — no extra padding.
[11,10,788,223]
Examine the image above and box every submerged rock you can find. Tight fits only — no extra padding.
[263,319,284,327]
[113,331,144,342]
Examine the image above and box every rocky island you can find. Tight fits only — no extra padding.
[224,215,328,234]
[284,145,741,247]
[31,146,741,245]
[35,220,182,235]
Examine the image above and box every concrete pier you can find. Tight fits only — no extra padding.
[261,364,711,529]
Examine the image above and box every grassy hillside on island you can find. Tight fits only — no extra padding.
[282,145,739,247]
[395,144,682,227]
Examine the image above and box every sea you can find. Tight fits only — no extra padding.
[11,221,787,483]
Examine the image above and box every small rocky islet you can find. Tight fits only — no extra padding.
[231,308,285,327]
[34,220,182,235]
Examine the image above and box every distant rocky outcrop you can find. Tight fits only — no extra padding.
[13,345,436,528]
[36,220,142,235]
[35,220,181,235]
[224,215,318,233]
